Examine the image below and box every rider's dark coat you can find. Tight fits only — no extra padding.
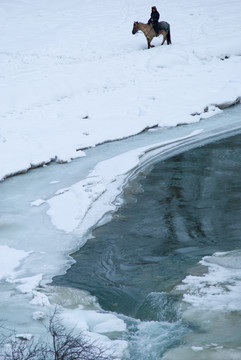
[148,8,160,34]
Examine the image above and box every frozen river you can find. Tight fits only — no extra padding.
[1,104,241,358]
[56,127,241,359]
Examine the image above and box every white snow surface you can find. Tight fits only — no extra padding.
[0,245,29,280]
[0,0,241,182]
[1,0,241,356]
[178,250,241,311]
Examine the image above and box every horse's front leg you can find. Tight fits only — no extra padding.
[147,38,155,49]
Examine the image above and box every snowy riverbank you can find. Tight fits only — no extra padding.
[0,0,241,181]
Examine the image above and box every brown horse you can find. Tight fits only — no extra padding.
[132,21,171,49]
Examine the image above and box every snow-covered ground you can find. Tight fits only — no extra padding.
[1,0,241,181]
[1,0,241,357]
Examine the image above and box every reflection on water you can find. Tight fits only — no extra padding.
[54,133,241,313]
[54,132,241,358]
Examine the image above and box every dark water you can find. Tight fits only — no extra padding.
[53,133,241,321]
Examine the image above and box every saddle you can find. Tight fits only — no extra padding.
[157,21,169,33]
[150,21,168,35]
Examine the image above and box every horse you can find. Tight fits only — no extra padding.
[132,21,171,49]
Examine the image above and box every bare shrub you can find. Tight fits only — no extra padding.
[47,310,112,360]
[0,335,47,360]
[0,311,114,360]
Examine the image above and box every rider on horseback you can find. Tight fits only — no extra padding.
[148,6,160,35]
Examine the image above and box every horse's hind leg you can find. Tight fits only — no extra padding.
[167,29,171,44]
[161,31,167,45]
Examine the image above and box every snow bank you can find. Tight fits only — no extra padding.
[177,250,241,311]
[0,0,241,181]
[0,245,29,280]
[46,147,143,233]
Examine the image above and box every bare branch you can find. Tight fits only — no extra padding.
[0,310,115,360]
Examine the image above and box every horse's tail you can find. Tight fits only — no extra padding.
[167,24,172,44]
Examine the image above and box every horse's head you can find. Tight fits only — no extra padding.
[132,21,139,35]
